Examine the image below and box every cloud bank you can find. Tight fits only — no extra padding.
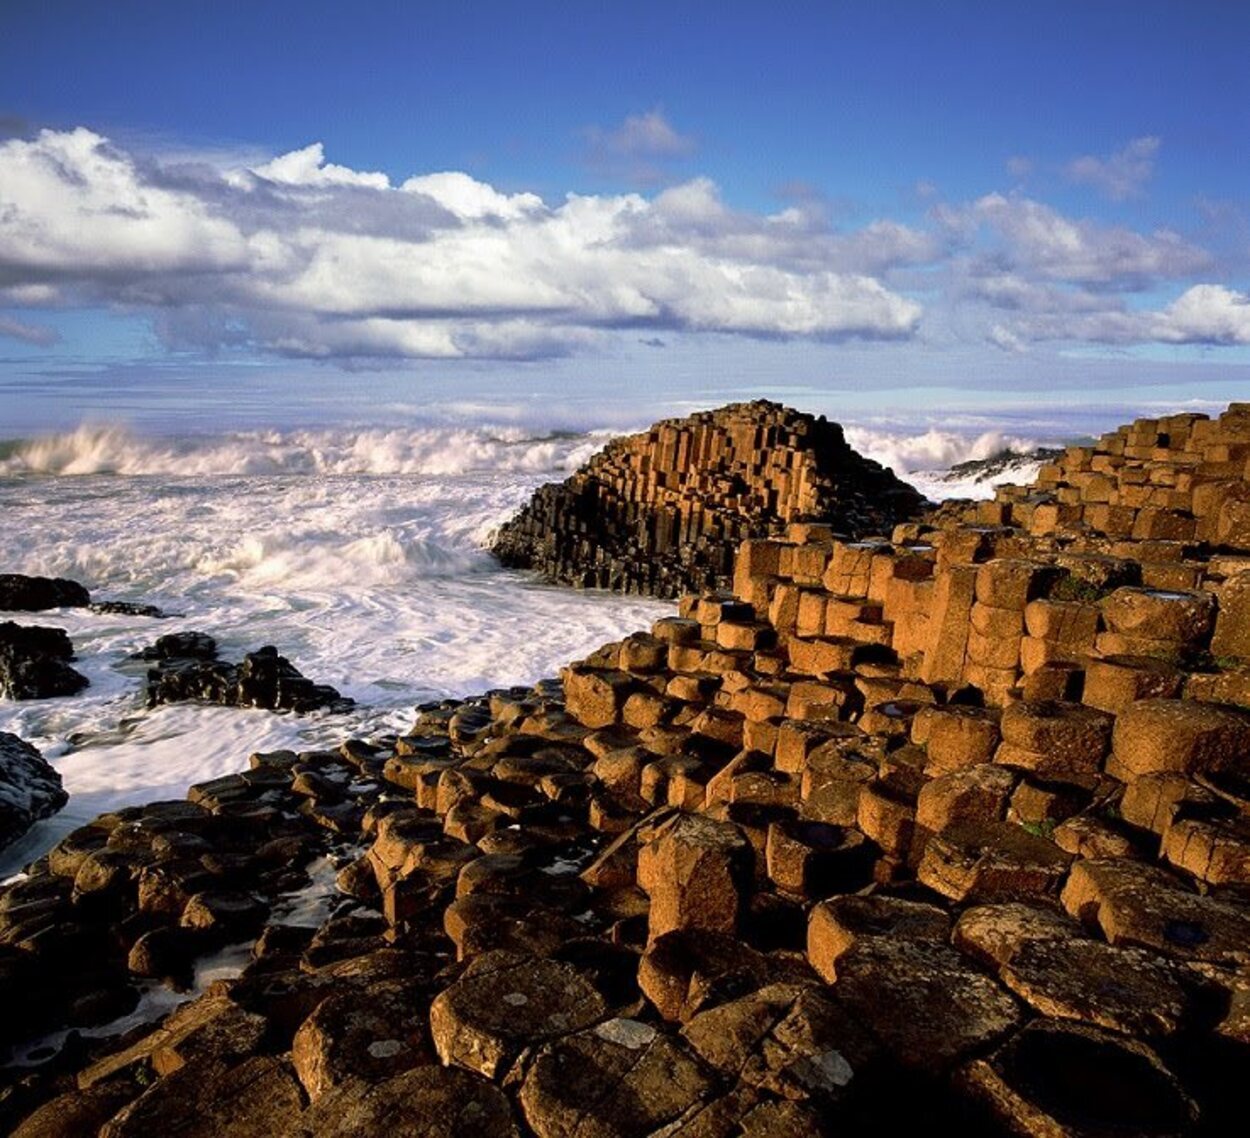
[0,127,921,361]
[0,126,1245,366]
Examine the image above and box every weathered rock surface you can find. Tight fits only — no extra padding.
[492,401,925,598]
[0,732,67,849]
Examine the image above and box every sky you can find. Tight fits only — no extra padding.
[0,0,1248,436]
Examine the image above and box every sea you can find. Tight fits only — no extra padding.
[0,412,1060,879]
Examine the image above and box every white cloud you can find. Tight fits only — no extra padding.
[0,128,922,361]
[0,128,250,275]
[1153,284,1250,345]
[1066,136,1160,201]
[972,193,1208,286]
[252,142,389,189]
[400,171,544,221]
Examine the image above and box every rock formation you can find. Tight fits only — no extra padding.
[0,733,67,851]
[0,620,89,699]
[5,403,1250,1134]
[0,574,90,612]
[492,400,926,598]
[140,635,354,714]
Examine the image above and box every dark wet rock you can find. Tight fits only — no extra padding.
[144,643,352,714]
[0,575,89,612]
[132,631,218,661]
[0,733,68,850]
[88,602,169,618]
[0,622,89,700]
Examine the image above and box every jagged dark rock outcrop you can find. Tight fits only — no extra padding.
[0,733,67,850]
[0,621,89,700]
[141,637,353,714]
[492,401,926,598]
[0,574,90,611]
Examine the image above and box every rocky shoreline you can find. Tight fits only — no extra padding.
[2,402,1250,1134]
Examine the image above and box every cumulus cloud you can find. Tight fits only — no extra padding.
[970,193,1209,288]
[252,142,389,189]
[0,127,922,361]
[1153,284,1250,345]
[975,284,1250,349]
[1066,136,1160,201]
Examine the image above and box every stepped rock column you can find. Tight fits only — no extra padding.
[636,812,754,943]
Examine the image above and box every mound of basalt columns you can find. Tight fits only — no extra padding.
[492,400,926,598]
[5,403,1250,1135]
[138,634,354,714]
[0,620,89,700]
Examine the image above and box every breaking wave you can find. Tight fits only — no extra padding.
[0,423,613,478]
[842,425,1044,475]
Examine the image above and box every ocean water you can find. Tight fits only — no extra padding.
[0,419,1050,877]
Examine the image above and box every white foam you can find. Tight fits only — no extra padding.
[843,425,1043,478]
[0,424,612,478]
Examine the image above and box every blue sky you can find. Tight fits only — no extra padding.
[1,0,1248,434]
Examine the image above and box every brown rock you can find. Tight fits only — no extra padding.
[917,819,1072,903]
[99,1056,303,1138]
[831,937,1023,1072]
[636,811,753,942]
[999,937,1197,1037]
[764,819,872,898]
[518,1019,716,1138]
[291,979,432,1100]
[952,901,1084,968]
[1082,654,1185,714]
[290,1064,520,1138]
[428,950,606,1078]
[681,983,877,1104]
[1062,857,1250,964]
[638,928,771,1022]
[997,700,1111,781]
[1110,699,1250,780]
[806,893,950,983]
[1100,586,1216,644]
